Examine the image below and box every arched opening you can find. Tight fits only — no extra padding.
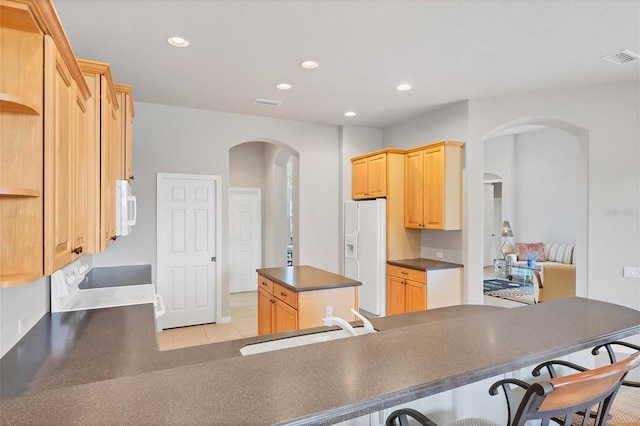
[482,117,589,300]
[228,140,300,293]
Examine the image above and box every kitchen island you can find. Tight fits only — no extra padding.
[1,298,638,425]
[257,265,361,334]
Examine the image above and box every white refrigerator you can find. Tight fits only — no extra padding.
[344,198,386,316]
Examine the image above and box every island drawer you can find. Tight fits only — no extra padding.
[274,282,298,309]
[258,276,274,294]
[387,264,425,283]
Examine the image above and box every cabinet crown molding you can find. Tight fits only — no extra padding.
[2,0,91,100]
[350,148,406,162]
[78,59,120,110]
[405,140,465,153]
[114,83,135,117]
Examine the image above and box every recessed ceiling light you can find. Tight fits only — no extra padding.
[276,83,292,90]
[344,111,357,117]
[396,83,412,91]
[300,60,319,69]
[167,36,190,47]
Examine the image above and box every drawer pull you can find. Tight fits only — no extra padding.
[401,272,408,275]
[261,281,267,286]
[280,292,287,297]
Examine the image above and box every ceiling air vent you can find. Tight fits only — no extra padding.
[253,98,282,107]
[602,50,640,65]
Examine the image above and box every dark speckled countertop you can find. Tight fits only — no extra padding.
[388,258,463,271]
[257,265,361,292]
[1,298,638,425]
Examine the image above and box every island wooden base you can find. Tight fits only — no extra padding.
[257,271,359,335]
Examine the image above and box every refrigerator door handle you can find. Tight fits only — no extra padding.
[352,229,359,260]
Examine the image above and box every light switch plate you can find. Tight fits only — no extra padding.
[435,251,444,259]
[622,267,640,278]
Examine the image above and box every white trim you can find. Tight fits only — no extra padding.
[156,173,223,324]
[217,316,231,324]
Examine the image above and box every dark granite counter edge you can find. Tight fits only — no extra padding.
[387,258,464,271]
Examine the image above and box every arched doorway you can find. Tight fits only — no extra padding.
[482,117,589,300]
[228,140,300,293]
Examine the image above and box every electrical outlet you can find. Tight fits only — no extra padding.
[325,306,333,317]
[18,318,24,335]
[435,251,444,259]
[623,267,640,278]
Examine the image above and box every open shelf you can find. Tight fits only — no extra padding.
[1,273,43,288]
[0,93,41,115]
[0,187,41,197]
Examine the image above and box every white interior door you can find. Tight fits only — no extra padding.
[483,184,496,267]
[157,173,220,329]
[229,188,261,293]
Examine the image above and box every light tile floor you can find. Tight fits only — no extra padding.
[157,291,258,351]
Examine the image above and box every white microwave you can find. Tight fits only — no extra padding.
[116,180,137,236]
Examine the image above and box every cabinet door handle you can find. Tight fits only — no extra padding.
[111,236,117,241]
[270,299,275,304]
[72,246,83,255]
[129,175,134,181]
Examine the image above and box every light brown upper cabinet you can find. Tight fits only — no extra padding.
[44,36,81,273]
[405,141,464,230]
[352,151,388,199]
[114,84,135,182]
[1,0,90,285]
[78,59,120,253]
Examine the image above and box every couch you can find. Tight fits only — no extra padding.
[505,242,576,303]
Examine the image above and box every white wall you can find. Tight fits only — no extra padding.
[0,277,48,358]
[92,102,341,318]
[383,101,469,264]
[467,80,639,312]
[514,128,577,244]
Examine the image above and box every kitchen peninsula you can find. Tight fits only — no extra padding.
[1,298,638,425]
[257,265,361,334]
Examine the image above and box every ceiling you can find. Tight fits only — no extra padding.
[53,0,639,129]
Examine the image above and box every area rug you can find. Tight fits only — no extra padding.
[483,279,535,305]
[483,279,521,292]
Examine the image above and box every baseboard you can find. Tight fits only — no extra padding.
[217,316,231,324]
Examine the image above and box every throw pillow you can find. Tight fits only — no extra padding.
[516,242,546,262]
[544,243,574,264]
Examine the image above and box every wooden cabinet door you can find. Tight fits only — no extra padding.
[423,145,444,229]
[257,287,274,335]
[100,77,118,250]
[72,87,88,257]
[124,94,133,182]
[405,279,426,313]
[114,91,126,180]
[387,275,406,316]
[404,150,424,228]
[352,157,368,199]
[274,298,298,333]
[44,36,75,274]
[366,153,387,197]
